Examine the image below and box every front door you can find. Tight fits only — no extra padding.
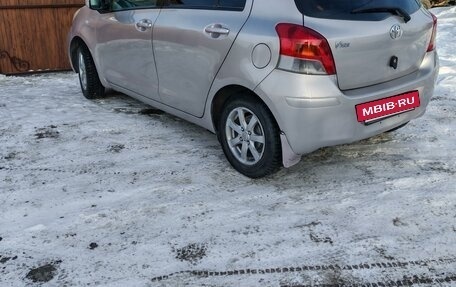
[96,0,161,101]
[153,0,251,117]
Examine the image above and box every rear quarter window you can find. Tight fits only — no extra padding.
[218,0,246,10]
[295,0,421,21]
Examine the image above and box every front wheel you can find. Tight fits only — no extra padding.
[77,45,105,99]
[218,96,282,178]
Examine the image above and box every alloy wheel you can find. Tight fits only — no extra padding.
[225,107,266,165]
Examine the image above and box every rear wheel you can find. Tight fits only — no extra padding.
[218,96,282,178]
[77,45,104,99]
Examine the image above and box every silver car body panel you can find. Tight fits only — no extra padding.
[68,0,439,167]
[97,9,161,101]
[153,3,253,117]
[304,8,434,91]
[254,51,438,155]
[204,0,304,132]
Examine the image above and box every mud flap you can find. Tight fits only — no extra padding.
[280,132,301,168]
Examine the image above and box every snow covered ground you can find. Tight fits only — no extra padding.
[1,7,455,287]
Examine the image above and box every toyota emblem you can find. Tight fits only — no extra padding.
[390,24,403,40]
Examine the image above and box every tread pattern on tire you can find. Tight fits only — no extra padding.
[78,44,105,99]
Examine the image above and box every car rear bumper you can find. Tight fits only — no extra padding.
[254,51,439,155]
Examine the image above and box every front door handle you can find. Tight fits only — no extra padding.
[136,19,153,32]
[204,24,230,38]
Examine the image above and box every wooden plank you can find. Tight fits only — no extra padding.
[0,1,85,74]
[0,0,84,6]
[0,4,84,9]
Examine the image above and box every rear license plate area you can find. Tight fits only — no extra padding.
[355,91,420,123]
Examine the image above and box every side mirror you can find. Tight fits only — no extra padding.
[89,0,110,11]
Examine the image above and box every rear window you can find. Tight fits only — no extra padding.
[295,0,421,21]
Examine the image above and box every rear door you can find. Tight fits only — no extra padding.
[153,0,251,117]
[296,0,434,91]
[96,0,161,101]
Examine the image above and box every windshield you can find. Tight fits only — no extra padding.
[295,0,421,21]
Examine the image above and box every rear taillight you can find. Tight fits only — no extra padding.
[427,12,437,52]
[275,23,336,75]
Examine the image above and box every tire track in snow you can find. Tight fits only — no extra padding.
[281,274,456,287]
[150,257,456,284]
[0,166,139,176]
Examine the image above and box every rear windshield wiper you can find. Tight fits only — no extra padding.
[351,7,411,23]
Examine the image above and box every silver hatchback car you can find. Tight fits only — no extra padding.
[68,0,439,178]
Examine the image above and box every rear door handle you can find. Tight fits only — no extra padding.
[136,19,153,31]
[204,24,230,38]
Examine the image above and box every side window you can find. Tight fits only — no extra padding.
[217,0,246,10]
[112,0,158,11]
[166,0,217,8]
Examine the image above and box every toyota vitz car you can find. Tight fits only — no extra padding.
[68,0,439,178]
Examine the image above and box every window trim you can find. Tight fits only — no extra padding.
[95,0,246,13]
[162,0,246,12]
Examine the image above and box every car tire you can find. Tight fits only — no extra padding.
[218,96,282,178]
[386,121,409,133]
[77,45,105,99]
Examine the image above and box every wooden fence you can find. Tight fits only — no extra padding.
[0,0,84,75]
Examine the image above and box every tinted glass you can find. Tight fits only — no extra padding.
[295,0,421,21]
[112,0,158,11]
[90,0,102,9]
[218,0,246,9]
[166,0,217,8]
